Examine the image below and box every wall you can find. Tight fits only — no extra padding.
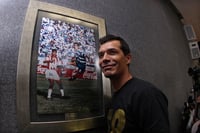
[0,0,193,133]
[172,0,200,41]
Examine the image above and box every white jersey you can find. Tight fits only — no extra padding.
[46,55,59,70]
[44,55,60,80]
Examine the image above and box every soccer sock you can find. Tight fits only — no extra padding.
[47,89,52,98]
[60,89,64,97]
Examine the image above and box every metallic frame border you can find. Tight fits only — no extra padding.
[16,0,111,132]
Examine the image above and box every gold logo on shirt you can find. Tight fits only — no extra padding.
[108,109,126,133]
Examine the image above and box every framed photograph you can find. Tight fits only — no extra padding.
[17,1,110,132]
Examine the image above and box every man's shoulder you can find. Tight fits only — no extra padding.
[130,77,163,94]
[131,77,155,88]
[130,77,168,103]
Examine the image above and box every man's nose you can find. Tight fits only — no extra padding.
[102,52,107,59]
[102,53,110,62]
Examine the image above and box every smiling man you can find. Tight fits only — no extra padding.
[98,34,170,133]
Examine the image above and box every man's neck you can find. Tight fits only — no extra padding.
[110,73,132,92]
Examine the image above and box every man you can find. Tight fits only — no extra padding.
[69,42,86,80]
[43,49,64,99]
[98,34,169,133]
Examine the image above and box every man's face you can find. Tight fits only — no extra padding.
[74,44,79,50]
[52,51,57,57]
[98,40,131,78]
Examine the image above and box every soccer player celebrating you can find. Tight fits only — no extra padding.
[43,49,64,99]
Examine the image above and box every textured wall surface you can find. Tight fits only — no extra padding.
[0,0,193,133]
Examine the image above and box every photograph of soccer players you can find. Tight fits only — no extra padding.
[35,16,103,119]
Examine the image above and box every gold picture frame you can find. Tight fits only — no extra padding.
[16,0,111,132]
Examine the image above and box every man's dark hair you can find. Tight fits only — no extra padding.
[74,42,81,46]
[52,49,57,52]
[99,34,131,55]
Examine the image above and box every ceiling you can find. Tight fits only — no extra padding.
[170,0,200,41]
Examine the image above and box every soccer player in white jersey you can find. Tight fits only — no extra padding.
[43,49,64,99]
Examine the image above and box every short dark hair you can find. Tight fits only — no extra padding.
[52,49,57,52]
[99,34,131,55]
[74,42,81,46]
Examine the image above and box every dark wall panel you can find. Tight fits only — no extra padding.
[0,0,192,133]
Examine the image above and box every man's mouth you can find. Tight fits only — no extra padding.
[102,64,116,70]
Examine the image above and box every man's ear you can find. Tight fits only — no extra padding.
[125,54,132,65]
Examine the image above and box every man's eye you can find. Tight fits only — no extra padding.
[98,53,104,58]
[108,50,117,55]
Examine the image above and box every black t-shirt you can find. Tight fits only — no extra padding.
[107,77,169,133]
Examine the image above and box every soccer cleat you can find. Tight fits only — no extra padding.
[68,77,76,81]
[46,97,53,100]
